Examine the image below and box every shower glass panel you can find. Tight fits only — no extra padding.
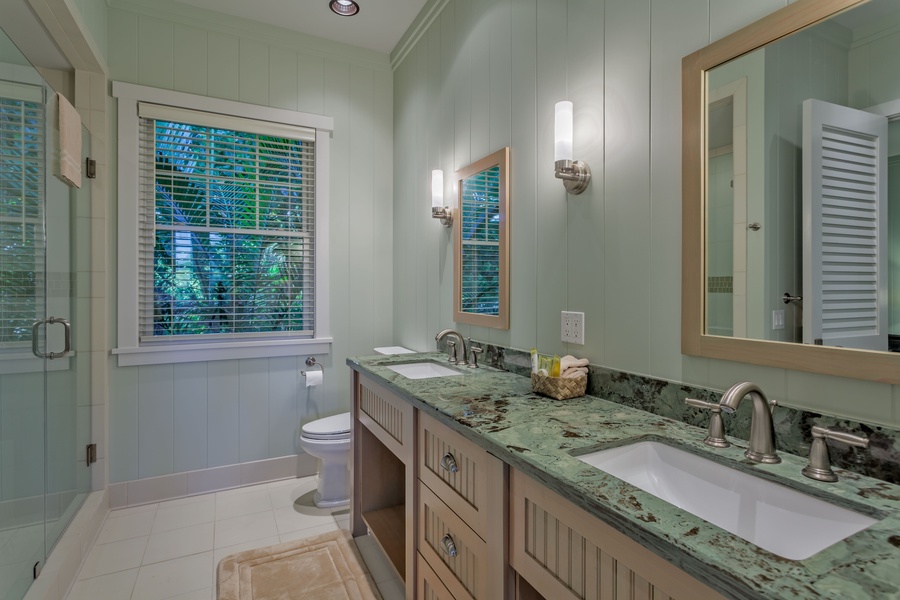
[0,26,92,600]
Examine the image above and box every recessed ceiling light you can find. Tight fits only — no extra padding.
[329,0,359,16]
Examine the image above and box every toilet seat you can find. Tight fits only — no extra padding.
[301,412,351,441]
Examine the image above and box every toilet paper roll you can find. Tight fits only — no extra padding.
[305,370,323,387]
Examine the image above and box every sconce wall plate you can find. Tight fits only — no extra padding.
[554,159,591,195]
[432,206,453,227]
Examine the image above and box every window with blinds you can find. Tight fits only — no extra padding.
[459,165,501,315]
[0,86,44,345]
[137,104,316,341]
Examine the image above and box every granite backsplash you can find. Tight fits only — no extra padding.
[437,340,900,484]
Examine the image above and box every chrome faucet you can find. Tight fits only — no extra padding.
[435,329,467,365]
[718,382,781,464]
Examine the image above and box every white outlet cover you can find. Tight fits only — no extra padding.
[561,311,585,344]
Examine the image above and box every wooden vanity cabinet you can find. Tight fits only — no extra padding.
[416,413,507,600]
[351,368,724,600]
[351,372,416,599]
[509,469,726,600]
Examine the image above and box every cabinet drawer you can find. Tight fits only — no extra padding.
[356,374,414,460]
[418,412,503,536]
[419,481,505,600]
[418,552,456,600]
[510,469,725,600]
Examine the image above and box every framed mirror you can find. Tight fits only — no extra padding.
[682,0,900,384]
[454,147,510,329]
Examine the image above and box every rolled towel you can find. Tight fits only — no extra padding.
[560,355,589,372]
[562,369,587,379]
[562,366,588,377]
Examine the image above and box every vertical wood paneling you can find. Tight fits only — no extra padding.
[137,364,174,478]
[207,32,239,101]
[372,66,394,348]
[269,46,299,111]
[349,65,376,353]
[437,5,456,341]
[107,9,138,85]
[238,359,269,462]
[207,360,240,467]
[425,25,443,345]
[535,0,569,355]
[267,357,298,458]
[238,39,269,106]
[412,41,430,351]
[469,0,491,161]
[109,357,139,482]
[173,24,208,96]
[297,54,325,114]
[508,0,538,352]
[567,0,605,363]
[137,17,174,89]
[109,3,394,483]
[603,0,651,374]
[173,362,208,472]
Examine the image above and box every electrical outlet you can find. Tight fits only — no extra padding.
[561,311,585,345]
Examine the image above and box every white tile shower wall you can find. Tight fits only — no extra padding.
[105,0,394,483]
[391,0,900,427]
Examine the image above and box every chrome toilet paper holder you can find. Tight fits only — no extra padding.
[301,356,324,378]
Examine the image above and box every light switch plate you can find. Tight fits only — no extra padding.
[562,311,585,344]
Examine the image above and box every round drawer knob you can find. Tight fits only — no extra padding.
[440,534,458,557]
[440,452,459,473]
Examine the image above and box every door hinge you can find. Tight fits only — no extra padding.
[85,157,97,179]
[86,443,97,466]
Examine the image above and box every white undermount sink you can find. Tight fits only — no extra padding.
[575,440,877,560]
[386,361,463,380]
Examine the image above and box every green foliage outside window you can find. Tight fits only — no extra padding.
[149,121,313,337]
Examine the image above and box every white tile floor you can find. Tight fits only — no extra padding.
[65,476,404,600]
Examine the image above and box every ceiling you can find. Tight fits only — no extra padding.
[168,0,430,54]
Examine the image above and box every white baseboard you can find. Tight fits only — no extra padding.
[108,454,318,508]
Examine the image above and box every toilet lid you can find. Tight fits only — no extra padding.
[302,412,351,439]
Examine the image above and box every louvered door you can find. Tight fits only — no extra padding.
[802,98,888,350]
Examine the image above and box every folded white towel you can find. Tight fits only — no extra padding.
[58,94,82,188]
[560,355,589,372]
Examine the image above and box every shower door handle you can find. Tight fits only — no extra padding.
[32,317,72,359]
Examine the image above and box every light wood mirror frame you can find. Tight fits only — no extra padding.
[454,147,510,329]
[681,0,900,384]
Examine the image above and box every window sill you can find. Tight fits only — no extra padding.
[112,338,333,367]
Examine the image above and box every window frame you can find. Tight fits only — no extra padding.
[112,82,333,366]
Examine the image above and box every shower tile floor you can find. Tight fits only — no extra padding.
[65,476,404,600]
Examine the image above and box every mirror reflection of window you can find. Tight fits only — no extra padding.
[460,165,501,316]
[454,147,509,330]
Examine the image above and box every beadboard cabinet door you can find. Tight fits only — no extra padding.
[510,469,725,600]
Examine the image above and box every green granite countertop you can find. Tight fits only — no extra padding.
[347,352,900,600]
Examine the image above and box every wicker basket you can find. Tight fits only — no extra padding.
[531,372,587,400]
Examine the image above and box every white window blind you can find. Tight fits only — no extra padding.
[459,166,501,316]
[137,103,317,341]
[0,88,44,345]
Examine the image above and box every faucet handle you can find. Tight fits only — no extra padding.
[684,398,730,448]
[446,339,459,364]
[802,425,869,482]
[467,338,482,369]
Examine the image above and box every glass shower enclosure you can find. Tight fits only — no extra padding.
[0,28,93,600]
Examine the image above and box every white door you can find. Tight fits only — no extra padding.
[802,98,888,350]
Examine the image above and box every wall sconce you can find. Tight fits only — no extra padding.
[431,169,452,227]
[554,100,591,195]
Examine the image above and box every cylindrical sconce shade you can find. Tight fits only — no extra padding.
[431,170,444,208]
[554,101,574,162]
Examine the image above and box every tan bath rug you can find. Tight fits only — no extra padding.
[217,529,382,600]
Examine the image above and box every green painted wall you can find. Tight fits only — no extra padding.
[105,1,394,482]
[392,0,900,427]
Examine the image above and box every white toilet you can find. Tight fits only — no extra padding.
[300,412,352,508]
[300,346,414,509]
